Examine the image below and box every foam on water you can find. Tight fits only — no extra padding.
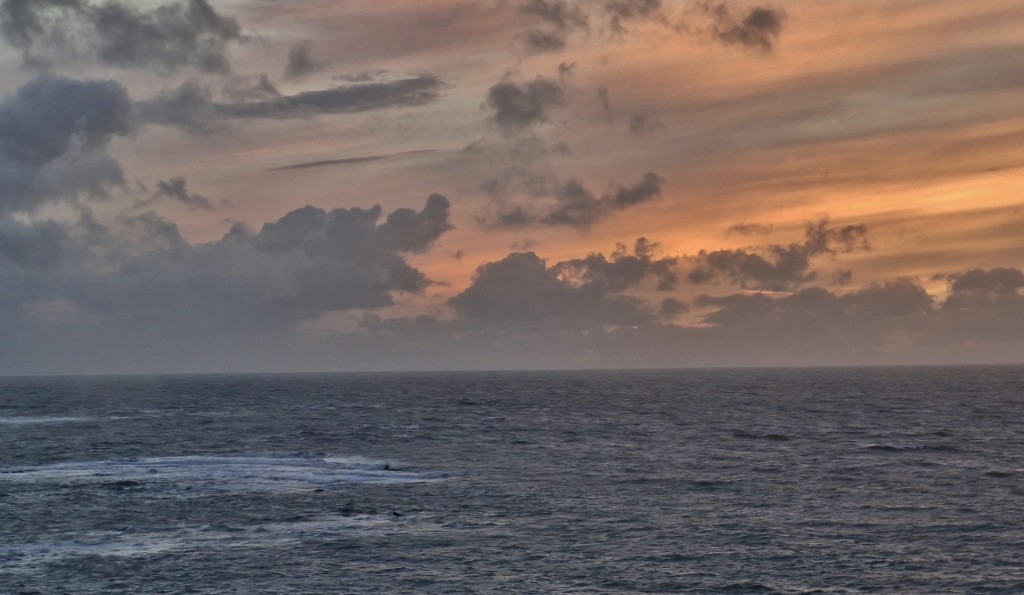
[0,416,98,425]
[0,454,445,495]
[1,512,432,574]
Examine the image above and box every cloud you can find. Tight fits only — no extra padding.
[689,218,869,290]
[659,297,688,319]
[266,150,434,172]
[554,237,679,291]
[605,0,664,33]
[703,3,786,52]
[487,171,664,229]
[726,222,773,236]
[521,0,589,32]
[0,75,134,213]
[449,250,656,331]
[942,267,1024,310]
[520,0,588,52]
[149,177,213,210]
[284,41,325,80]
[524,29,567,52]
[628,113,661,135]
[0,193,453,355]
[0,0,243,72]
[137,75,443,132]
[485,76,567,135]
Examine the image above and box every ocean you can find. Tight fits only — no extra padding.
[1,367,1022,593]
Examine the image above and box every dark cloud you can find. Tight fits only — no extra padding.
[134,79,220,134]
[486,76,567,134]
[605,0,664,32]
[378,193,454,254]
[266,150,434,172]
[628,113,661,135]
[449,251,655,331]
[485,171,664,229]
[659,297,688,319]
[726,222,774,236]
[606,171,663,209]
[284,41,325,80]
[703,3,786,52]
[0,75,134,213]
[689,218,869,290]
[698,280,933,328]
[216,75,443,119]
[524,29,567,52]
[0,194,453,349]
[545,172,664,228]
[554,237,679,292]
[138,76,443,133]
[519,0,588,52]
[0,0,242,72]
[521,0,589,32]
[943,267,1024,310]
[0,215,75,269]
[150,177,213,210]
[220,74,280,103]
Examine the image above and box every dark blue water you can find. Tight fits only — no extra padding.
[2,367,1023,593]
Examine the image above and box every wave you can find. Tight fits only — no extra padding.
[0,511,434,574]
[0,454,445,495]
[0,416,98,425]
[864,443,957,452]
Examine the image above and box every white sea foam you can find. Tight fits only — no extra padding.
[1,512,430,574]
[0,454,445,495]
[0,416,98,425]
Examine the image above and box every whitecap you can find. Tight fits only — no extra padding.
[0,454,445,495]
[0,416,97,425]
[0,512,434,574]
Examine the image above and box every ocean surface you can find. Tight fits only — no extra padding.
[1,367,1022,594]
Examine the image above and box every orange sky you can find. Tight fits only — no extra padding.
[1,0,1022,372]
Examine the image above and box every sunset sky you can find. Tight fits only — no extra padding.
[1,0,1022,374]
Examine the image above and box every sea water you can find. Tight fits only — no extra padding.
[1,367,1022,593]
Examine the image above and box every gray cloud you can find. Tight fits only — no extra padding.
[149,177,213,210]
[943,267,1024,310]
[726,222,774,236]
[284,41,325,80]
[0,215,76,269]
[0,194,453,353]
[134,79,220,134]
[628,113,661,135]
[605,0,664,33]
[486,76,567,135]
[0,75,134,213]
[522,0,589,32]
[554,237,679,292]
[659,297,688,319]
[488,171,664,229]
[266,150,434,172]
[524,29,567,52]
[520,0,588,52]
[449,250,655,331]
[703,3,786,52]
[138,75,443,133]
[220,74,280,103]
[689,218,869,290]
[0,0,242,72]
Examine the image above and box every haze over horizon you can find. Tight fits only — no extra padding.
[1,0,1022,375]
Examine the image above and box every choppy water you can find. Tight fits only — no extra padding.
[1,367,1022,594]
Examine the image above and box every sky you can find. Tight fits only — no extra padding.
[0,0,1022,374]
